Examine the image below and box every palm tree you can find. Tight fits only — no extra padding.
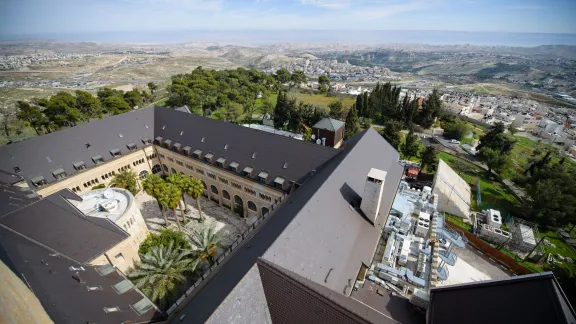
[142,174,169,226]
[127,241,199,306]
[189,226,222,266]
[109,170,139,195]
[166,173,190,216]
[183,177,205,223]
[156,182,183,232]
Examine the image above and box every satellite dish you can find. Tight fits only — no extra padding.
[316,139,322,145]
[311,134,316,140]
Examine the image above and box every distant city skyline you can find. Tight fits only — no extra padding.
[1,0,575,37]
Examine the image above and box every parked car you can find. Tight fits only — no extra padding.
[450,139,461,144]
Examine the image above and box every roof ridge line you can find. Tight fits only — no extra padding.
[160,106,340,152]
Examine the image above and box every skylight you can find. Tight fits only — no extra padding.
[252,152,257,159]
[118,132,123,138]
[45,156,52,163]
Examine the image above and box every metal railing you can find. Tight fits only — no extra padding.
[165,193,287,315]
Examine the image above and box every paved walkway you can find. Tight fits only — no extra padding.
[136,193,249,247]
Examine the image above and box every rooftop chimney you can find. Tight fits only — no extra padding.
[360,168,387,224]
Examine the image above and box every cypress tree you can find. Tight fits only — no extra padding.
[344,104,360,139]
[362,91,369,118]
[356,94,364,117]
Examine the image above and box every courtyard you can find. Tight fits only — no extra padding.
[136,192,250,248]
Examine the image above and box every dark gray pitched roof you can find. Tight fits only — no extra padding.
[313,117,345,131]
[257,257,397,324]
[428,272,576,324]
[154,107,340,184]
[0,226,165,324]
[263,128,403,294]
[0,189,127,264]
[169,128,404,323]
[0,107,155,188]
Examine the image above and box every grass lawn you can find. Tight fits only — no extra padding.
[445,213,473,232]
[437,152,521,216]
[509,135,576,175]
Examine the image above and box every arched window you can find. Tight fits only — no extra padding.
[248,201,257,212]
[222,190,230,200]
[171,168,177,174]
[162,164,168,172]
[211,185,219,194]
[262,207,269,216]
[152,164,161,174]
[233,195,244,216]
[139,170,149,179]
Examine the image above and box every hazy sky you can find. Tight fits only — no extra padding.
[1,0,575,35]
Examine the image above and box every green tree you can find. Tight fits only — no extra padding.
[138,229,191,255]
[273,90,290,129]
[261,98,274,116]
[124,90,143,108]
[508,124,518,135]
[128,241,199,305]
[142,174,169,226]
[303,128,312,141]
[110,170,140,196]
[147,82,158,95]
[275,68,291,84]
[318,74,330,94]
[477,147,510,179]
[344,104,360,139]
[443,118,471,141]
[156,182,183,232]
[15,101,47,135]
[167,173,191,218]
[290,70,307,88]
[420,146,438,172]
[102,95,132,115]
[182,177,205,223]
[75,90,102,118]
[417,89,443,128]
[400,129,420,160]
[328,100,344,120]
[213,102,244,122]
[380,120,403,149]
[189,226,222,266]
[44,91,84,128]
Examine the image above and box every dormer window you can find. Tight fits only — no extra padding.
[183,146,192,155]
[142,137,151,145]
[110,149,121,157]
[274,177,285,189]
[52,168,67,180]
[243,166,254,177]
[154,136,163,145]
[126,143,137,151]
[31,176,46,187]
[73,161,86,170]
[173,142,182,152]
[204,153,214,163]
[92,155,104,164]
[258,171,269,183]
[163,139,173,148]
[229,162,240,172]
[216,157,226,168]
[193,150,202,159]
[14,166,21,173]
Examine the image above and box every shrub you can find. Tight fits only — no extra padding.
[91,184,106,190]
[139,229,191,255]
